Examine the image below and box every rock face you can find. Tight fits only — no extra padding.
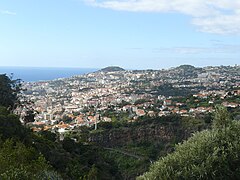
[100,66,125,72]
[89,121,195,147]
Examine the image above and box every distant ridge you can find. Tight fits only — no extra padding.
[100,66,125,72]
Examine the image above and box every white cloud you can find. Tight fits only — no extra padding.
[84,0,240,35]
[0,10,17,15]
[192,13,240,34]
[153,44,240,54]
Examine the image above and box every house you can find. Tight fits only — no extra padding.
[136,109,146,116]
[75,115,85,124]
[222,102,238,108]
[163,100,172,106]
[158,111,170,117]
[148,111,156,117]
[103,117,112,122]
[179,110,188,114]
[31,127,42,132]
[122,105,131,112]
[43,125,52,131]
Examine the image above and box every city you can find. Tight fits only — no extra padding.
[21,65,240,135]
[1,0,240,178]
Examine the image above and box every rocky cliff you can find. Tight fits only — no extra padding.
[88,118,203,147]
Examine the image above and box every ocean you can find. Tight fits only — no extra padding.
[0,67,98,82]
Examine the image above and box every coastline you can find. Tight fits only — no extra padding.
[0,66,98,82]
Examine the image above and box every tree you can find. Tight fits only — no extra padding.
[0,107,29,141]
[0,139,58,180]
[39,130,57,142]
[213,105,232,130]
[62,137,76,153]
[0,74,22,110]
[22,109,36,125]
[0,74,37,124]
[138,106,240,180]
[88,164,99,180]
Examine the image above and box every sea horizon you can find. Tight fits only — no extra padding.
[0,66,98,82]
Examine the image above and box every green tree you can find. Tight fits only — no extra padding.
[0,107,29,141]
[138,106,240,180]
[0,74,21,110]
[22,109,36,125]
[0,139,57,180]
[88,164,99,180]
[213,105,232,130]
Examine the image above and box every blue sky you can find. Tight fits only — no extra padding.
[0,0,240,69]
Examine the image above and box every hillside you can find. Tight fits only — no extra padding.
[138,106,240,180]
[68,115,209,179]
[100,66,125,72]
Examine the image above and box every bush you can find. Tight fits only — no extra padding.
[0,139,57,180]
[138,107,240,180]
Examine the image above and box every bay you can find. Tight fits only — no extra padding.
[0,66,98,82]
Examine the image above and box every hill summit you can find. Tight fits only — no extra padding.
[176,64,196,71]
[100,66,125,72]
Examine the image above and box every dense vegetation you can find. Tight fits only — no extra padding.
[138,106,240,179]
[0,74,121,179]
[68,114,210,179]
[0,104,121,179]
[1,73,239,179]
[0,74,21,110]
[0,139,59,179]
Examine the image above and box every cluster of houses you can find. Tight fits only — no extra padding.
[21,65,240,134]
[28,89,240,135]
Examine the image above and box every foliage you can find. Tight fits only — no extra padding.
[0,74,22,110]
[152,84,195,97]
[0,106,29,141]
[0,74,122,179]
[31,132,122,179]
[138,107,240,180]
[0,139,57,180]
[22,109,36,125]
[80,115,209,179]
[134,99,149,105]
[39,130,57,142]
[87,164,99,180]
[2,74,232,179]
[101,149,148,180]
[213,105,232,129]
[61,115,73,123]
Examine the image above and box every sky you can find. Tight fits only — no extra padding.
[0,0,240,69]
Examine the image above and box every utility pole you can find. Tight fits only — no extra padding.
[95,118,97,130]
[94,113,100,130]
